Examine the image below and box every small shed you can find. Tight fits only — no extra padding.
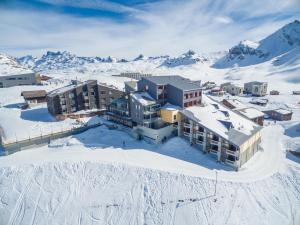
[263,108,293,121]
[21,90,47,104]
[292,91,300,95]
[209,87,225,96]
[270,90,279,95]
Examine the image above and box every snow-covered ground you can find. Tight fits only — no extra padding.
[0,123,299,225]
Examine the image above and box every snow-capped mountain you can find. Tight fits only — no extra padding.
[213,20,300,68]
[0,53,33,76]
[17,51,127,71]
[161,50,210,67]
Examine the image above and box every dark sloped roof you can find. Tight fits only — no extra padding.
[142,75,201,91]
[21,90,47,99]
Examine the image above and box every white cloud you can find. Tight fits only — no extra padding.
[0,0,299,58]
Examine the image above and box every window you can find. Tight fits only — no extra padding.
[195,92,198,97]
[184,102,188,107]
[173,114,177,120]
[100,91,106,95]
[212,135,219,142]
[197,136,203,142]
[188,101,192,106]
[199,91,201,96]
[193,100,197,105]
[189,93,193,98]
[185,94,188,99]
[211,145,218,151]
[198,126,204,132]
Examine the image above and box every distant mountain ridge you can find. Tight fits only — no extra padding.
[3,19,299,72]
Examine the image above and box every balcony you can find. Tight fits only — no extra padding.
[183,122,190,128]
[183,131,190,137]
[196,140,203,145]
[226,149,238,156]
[196,131,204,136]
[211,140,219,145]
[209,149,218,155]
[226,159,236,165]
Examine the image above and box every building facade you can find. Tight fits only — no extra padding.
[0,73,41,88]
[137,76,202,108]
[263,108,293,121]
[244,81,268,96]
[220,82,244,96]
[47,80,123,117]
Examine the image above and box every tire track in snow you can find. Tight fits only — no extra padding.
[7,168,35,225]
[29,167,46,225]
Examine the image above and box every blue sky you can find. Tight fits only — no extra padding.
[0,0,299,58]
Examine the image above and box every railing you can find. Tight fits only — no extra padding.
[226,149,238,156]
[183,131,190,137]
[196,140,203,145]
[0,123,103,156]
[226,159,236,165]
[196,131,204,136]
[209,149,218,154]
[183,123,190,128]
[211,140,219,145]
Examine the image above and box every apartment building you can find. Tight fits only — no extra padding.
[0,73,41,88]
[179,96,263,169]
[220,82,244,96]
[244,81,268,96]
[47,80,123,118]
[137,75,202,108]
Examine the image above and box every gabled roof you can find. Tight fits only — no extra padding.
[181,95,262,146]
[21,90,47,99]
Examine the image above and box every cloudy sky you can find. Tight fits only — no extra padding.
[0,0,299,58]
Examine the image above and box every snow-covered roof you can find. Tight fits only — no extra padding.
[274,108,292,115]
[223,99,247,110]
[237,107,265,119]
[161,103,181,110]
[131,92,156,106]
[181,95,262,146]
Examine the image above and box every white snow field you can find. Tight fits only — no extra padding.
[0,123,300,225]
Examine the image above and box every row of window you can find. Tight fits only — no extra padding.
[5,77,29,81]
[184,91,201,100]
[183,100,199,107]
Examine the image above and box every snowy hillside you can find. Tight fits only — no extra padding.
[0,53,33,76]
[213,20,300,68]
[0,124,299,225]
